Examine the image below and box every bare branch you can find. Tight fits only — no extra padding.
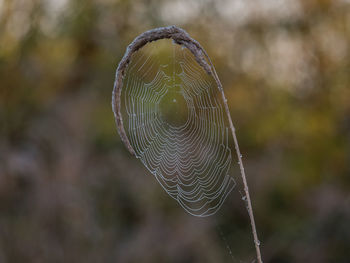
[112,25,263,263]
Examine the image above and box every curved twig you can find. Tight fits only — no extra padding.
[112,26,211,155]
[112,25,263,263]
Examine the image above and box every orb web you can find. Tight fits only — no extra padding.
[121,39,236,217]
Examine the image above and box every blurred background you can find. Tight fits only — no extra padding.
[1,0,350,262]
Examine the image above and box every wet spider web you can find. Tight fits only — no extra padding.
[121,39,236,217]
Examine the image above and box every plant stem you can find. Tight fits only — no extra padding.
[229,112,263,263]
[207,59,263,263]
[112,25,263,263]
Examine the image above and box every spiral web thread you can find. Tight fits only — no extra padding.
[121,39,236,217]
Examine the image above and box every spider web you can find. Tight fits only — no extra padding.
[121,39,236,217]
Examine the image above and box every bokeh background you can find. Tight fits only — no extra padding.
[1,0,350,262]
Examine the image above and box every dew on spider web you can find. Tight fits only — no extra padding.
[120,39,236,217]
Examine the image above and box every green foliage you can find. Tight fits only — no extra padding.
[1,0,349,262]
